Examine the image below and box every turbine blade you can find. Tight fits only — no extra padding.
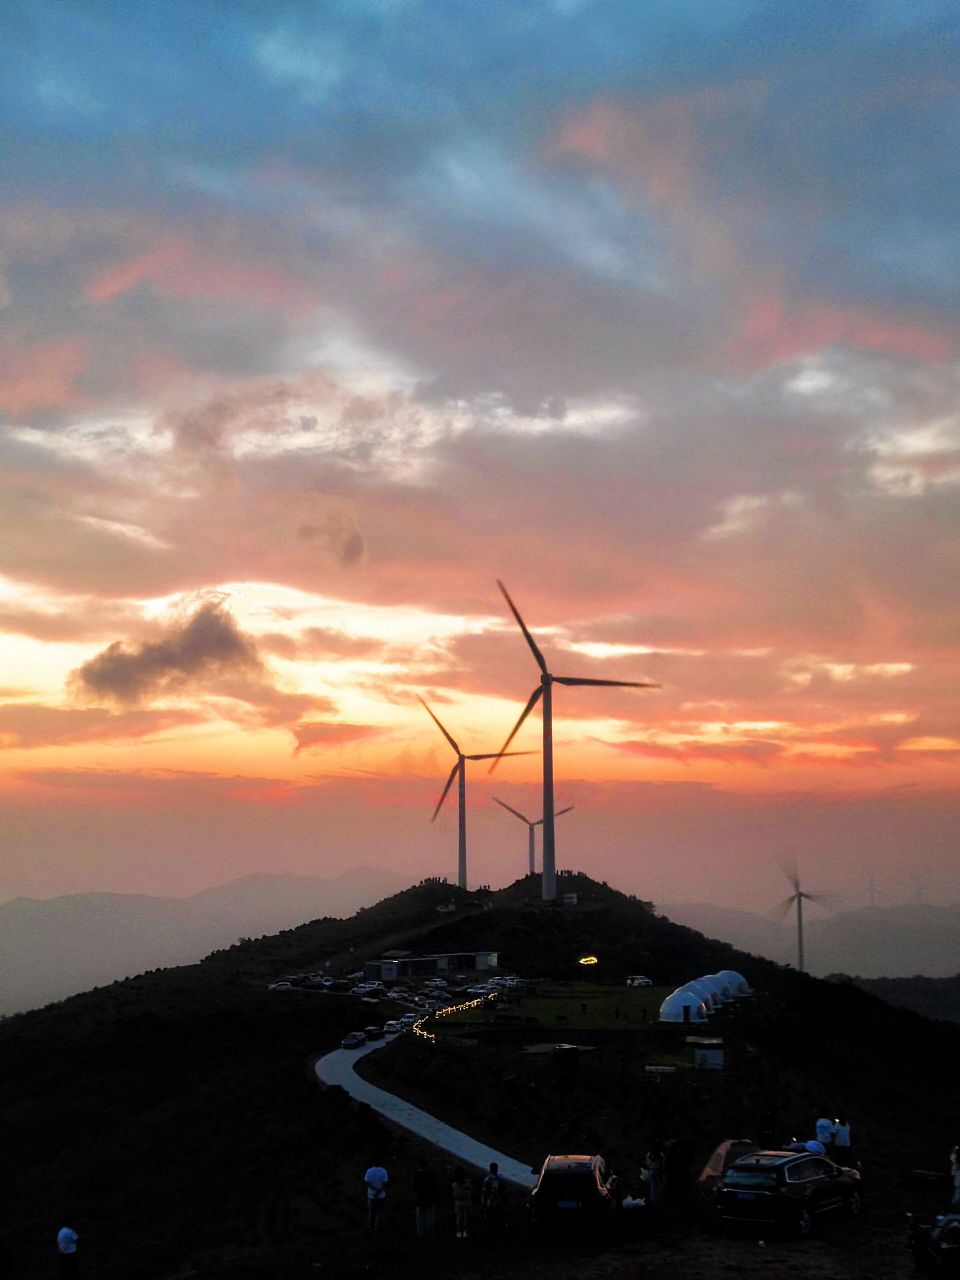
[489,685,544,773]
[497,580,548,674]
[554,676,660,688]
[493,797,531,824]
[431,761,460,822]
[555,805,575,818]
[418,696,461,755]
[802,890,833,910]
[466,750,534,761]
[776,852,800,897]
[773,894,796,921]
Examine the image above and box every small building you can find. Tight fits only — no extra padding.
[687,1035,725,1070]
[364,950,499,982]
[562,892,579,906]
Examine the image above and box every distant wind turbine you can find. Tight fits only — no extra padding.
[493,797,574,876]
[776,861,830,973]
[420,697,529,891]
[491,581,659,902]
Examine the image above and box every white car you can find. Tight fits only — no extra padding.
[626,974,653,987]
[383,1020,402,1034]
[268,981,293,992]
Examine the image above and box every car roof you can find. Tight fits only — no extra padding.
[731,1151,808,1168]
[543,1154,602,1169]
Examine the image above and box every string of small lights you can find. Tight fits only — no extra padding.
[412,993,495,1043]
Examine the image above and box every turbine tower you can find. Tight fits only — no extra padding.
[492,581,658,902]
[420,697,528,890]
[493,797,574,876]
[776,862,828,973]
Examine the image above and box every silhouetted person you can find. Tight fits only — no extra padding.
[56,1225,78,1280]
[480,1161,506,1230]
[413,1159,436,1238]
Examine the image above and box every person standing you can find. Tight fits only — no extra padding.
[815,1114,837,1152]
[480,1161,506,1231]
[413,1159,436,1239]
[833,1114,852,1165]
[56,1225,79,1280]
[364,1161,388,1232]
[451,1166,472,1239]
[951,1143,960,1208]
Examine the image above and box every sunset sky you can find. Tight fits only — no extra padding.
[1,1,958,910]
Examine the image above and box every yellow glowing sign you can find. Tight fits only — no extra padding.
[578,955,599,966]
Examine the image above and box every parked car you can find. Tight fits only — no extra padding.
[909,1211,960,1273]
[717,1151,862,1236]
[399,1012,419,1028]
[383,1020,402,1034]
[268,981,293,992]
[340,1031,367,1049]
[363,1025,385,1041]
[626,975,653,987]
[320,976,335,987]
[529,1155,616,1229]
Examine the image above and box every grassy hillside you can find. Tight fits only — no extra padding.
[2,873,958,1280]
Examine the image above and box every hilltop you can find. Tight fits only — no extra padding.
[2,873,958,1280]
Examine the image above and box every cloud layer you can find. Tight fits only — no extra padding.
[1,1,958,906]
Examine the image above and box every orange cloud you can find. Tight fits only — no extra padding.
[0,336,87,415]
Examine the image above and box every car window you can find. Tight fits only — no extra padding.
[808,1159,833,1178]
[725,1168,778,1189]
[786,1161,817,1182]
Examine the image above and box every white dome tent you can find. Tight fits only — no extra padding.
[696,973,731,1004]
[716,969,751,997]
[659,989,708,1023]
[682,978,720,1011]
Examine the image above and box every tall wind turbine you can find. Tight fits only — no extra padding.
[491,581,658,902]
[776,863,829,973]
[493,797,574,876]
[420,697,528,890]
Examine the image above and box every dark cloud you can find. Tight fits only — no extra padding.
[71,599,262,704]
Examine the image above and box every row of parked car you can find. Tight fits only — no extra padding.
[341,1014,421,1049]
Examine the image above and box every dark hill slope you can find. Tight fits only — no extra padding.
[2,875,958,1280]
[853,972,960,1024]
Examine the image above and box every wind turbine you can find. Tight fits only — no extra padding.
[491,581,659,902]
[493,797,574,876]
[420,697,529,891]
[776,862,829,973]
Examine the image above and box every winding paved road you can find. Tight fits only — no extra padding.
[315,1037,538,1189]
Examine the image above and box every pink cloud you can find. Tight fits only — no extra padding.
[729,293,953,368]
[86,239,312,313]
[0,336,88,414]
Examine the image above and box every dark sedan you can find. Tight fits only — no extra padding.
[717,1151,861,1236]
[529,1154,616,1231]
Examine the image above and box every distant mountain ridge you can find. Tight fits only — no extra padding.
[661,900,960,979]
[0,868,407,1015]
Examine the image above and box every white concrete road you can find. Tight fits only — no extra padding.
[315,1038,538,1189]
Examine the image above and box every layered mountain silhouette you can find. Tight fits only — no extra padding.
[661,900,960,979]
[0,867,406,1015]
